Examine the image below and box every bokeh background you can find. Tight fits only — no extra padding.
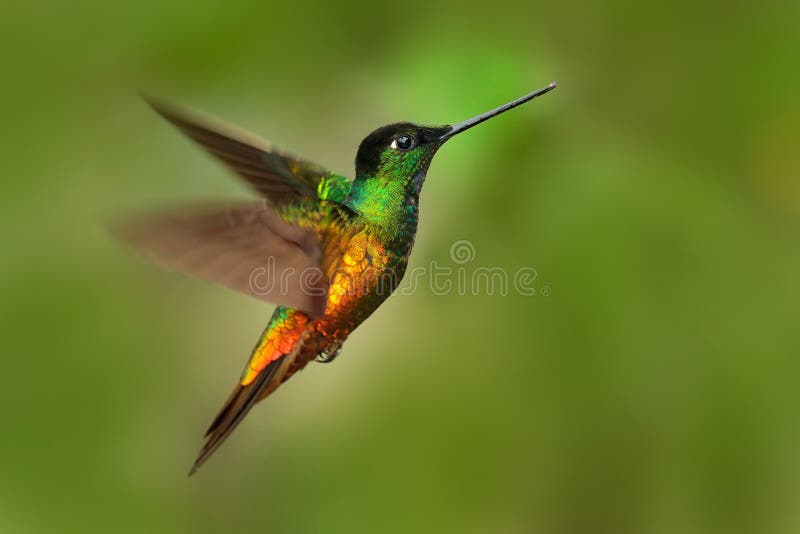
[2,0,799,532]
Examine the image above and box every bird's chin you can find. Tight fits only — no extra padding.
[412,170,427,196]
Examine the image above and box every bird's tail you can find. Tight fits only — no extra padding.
[188,307,309,475]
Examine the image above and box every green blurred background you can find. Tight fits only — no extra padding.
[1,0,799,532]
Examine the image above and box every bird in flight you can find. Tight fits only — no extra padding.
[123,83,557,474]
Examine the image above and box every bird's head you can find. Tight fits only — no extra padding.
[353,122,451,197]
[346,83,557,227]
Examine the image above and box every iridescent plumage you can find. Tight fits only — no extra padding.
[126,83,556,474]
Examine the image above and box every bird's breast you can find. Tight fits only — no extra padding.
[314,230,409,338]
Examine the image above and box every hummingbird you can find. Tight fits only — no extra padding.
[125,82,557,475]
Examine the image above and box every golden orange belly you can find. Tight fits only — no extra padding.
[240,230,404,386]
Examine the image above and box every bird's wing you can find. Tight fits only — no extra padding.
[144,96,352,205]
[116,201,328,316]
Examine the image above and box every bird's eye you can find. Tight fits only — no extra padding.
[391,135,415,151]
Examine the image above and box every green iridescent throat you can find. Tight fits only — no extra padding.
[345,147,429,240]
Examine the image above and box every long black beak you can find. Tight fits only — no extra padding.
[438,82,557,142]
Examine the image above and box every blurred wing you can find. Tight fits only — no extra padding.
[144,96,352,205]
[117,202,327,316]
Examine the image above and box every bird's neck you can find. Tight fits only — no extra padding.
[344,173,420,243]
